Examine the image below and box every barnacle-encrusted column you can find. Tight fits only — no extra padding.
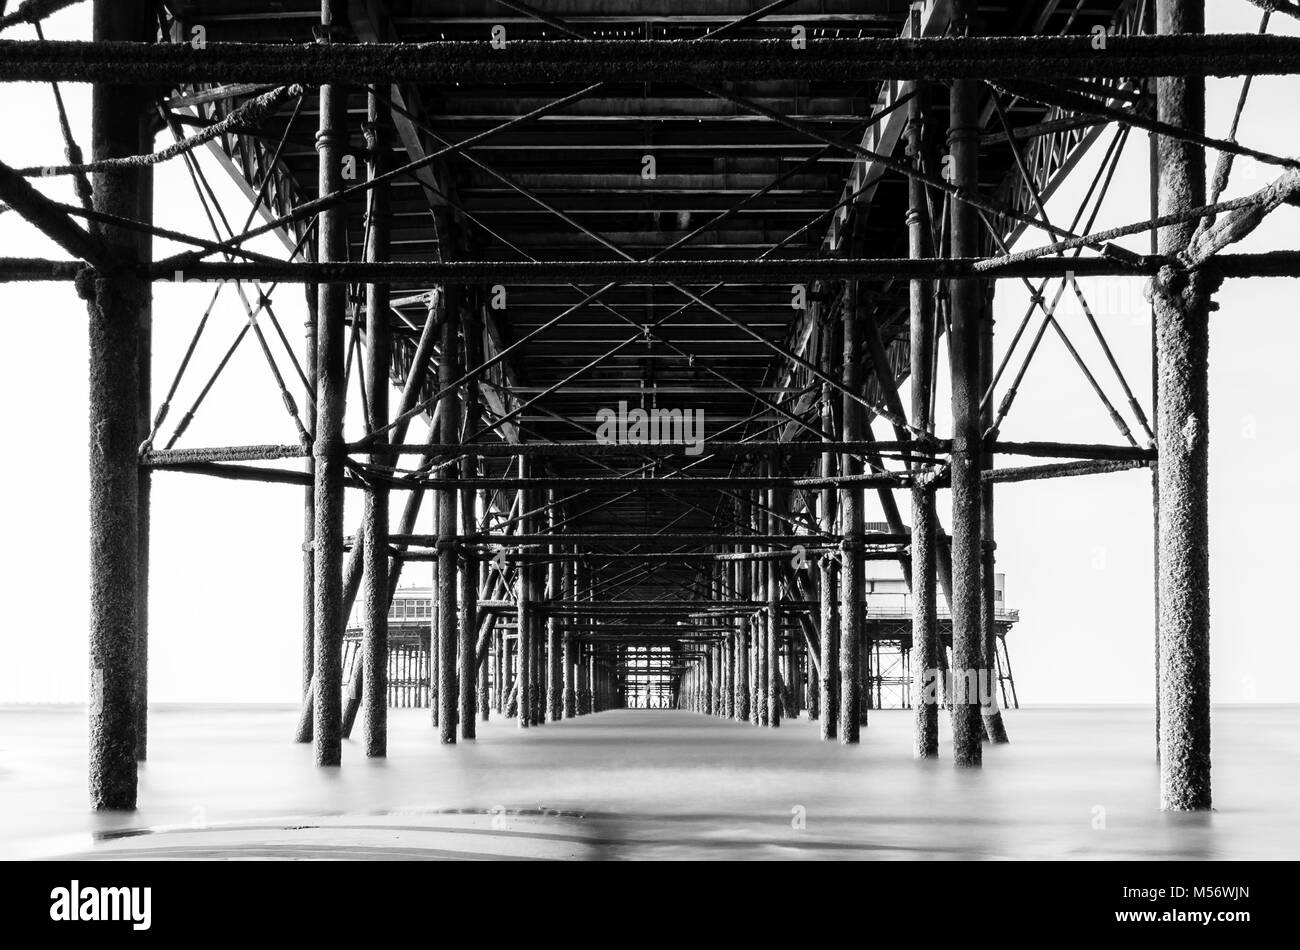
[1154,0,1212,811]
[948,68,984,768]
[839,278,863,745]
[361,92,391,756]
[87,0,153,808]
[310,51,349,767]
[907,82,940,758]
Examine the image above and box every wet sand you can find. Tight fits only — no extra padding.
[1,705,1295,859]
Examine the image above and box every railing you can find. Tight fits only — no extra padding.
[865,591,1020,624]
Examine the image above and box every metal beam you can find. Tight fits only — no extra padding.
[8,252,1300,284]
[4,34,1300,84]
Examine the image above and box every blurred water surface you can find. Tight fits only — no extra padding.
[0,705,1294,859]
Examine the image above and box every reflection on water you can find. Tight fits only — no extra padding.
[0,705,1294,859]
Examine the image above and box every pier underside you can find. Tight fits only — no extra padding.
[2,0,1287,820]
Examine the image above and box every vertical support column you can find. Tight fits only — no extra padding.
[562,630,575,718]
[911,496,939,752]
[503,632,515,716]
[1155,0,1211,811]
[766,473,782,728]
[311,56,348,767]
[516,469,531,728]
[723,591,735,719]
[734,559,749,722]
[788,615,801,720]
[807,644,820,722]
[583,642,592,714]
[361,92,391,757]
[546,492,562,722]
[580,564,591,714]
[712,609,722,715]
[753,488,768,726]
[478,583,491,722]
[436,291,460,743]
[907,82,939,758]
[533,567,546,725]
[575,640,586,715]
[712,638,721,716]
[839,278,863,745]
[563,555,577,718]
[1147,11,1163,761]
[948,67,984,769]
[87,0,152,809]
[712,566,723,717]
[703,644,711,715]
[499,631,509,712]
[133,125,155,764]
[819,322,839,739]
[458,297,480,739]
[491,635,500,716]
[703,648,714,716]
[296,289,318,744]
[750,539,760,725]
[859,616,870,726]
[980,283,1010,744]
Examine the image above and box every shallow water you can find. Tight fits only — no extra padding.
[0,705,1295,859]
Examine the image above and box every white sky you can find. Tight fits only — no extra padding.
[0,4,1296,705]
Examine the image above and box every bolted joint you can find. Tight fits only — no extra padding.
[361,121,383,157]
[902,116,926,156]
[73,265,98,301]
[912,465,942,491]
[312,435,345,462]
[314,128,348,152]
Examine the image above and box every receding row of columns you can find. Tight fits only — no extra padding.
[665,2,1211,807]
[80,0,1212,812]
